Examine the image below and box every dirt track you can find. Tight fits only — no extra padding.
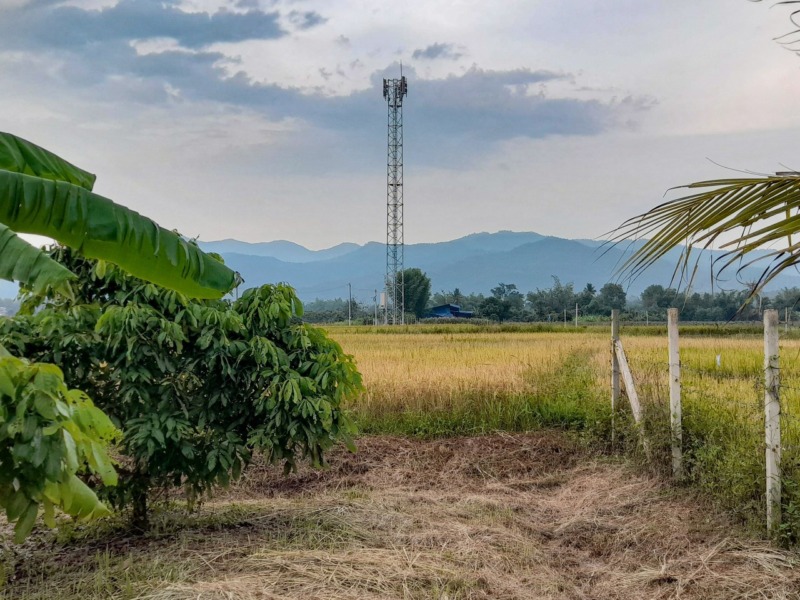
[203,432,800,599]
[4,431,800,599]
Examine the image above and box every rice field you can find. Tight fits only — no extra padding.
[329,324,800,540]
[331,327,610,437]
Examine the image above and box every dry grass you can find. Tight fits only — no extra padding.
[6,326,800,598]
[334,330,605,413]
[5,432,800,600]
[330,326,800,538]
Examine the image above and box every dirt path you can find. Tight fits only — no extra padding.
[4,432,800,599]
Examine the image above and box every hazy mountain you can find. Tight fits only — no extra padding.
[212,231,800,302]
[198,239,360,263]
[3,231,798,303]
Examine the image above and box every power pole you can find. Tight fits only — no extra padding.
[374,289,378,326]
[383,72,407,325]
[348,282,352,326]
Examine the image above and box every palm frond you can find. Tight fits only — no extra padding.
[611,174,800,294]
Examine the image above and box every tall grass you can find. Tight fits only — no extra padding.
[336,330,610,437]
[330,324,800,541]
[622,335,800,542]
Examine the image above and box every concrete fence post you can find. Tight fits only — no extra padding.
[764,309,781,532]
[611,309,620,446]
[668,308,683,479]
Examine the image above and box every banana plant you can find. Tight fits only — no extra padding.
[0,132,237,299]
[0,132,238,541]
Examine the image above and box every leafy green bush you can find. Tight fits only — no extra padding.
[0,351,118,541]
[0,132,240,541]
[3,249,362,527]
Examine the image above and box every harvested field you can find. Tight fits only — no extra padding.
[4,431,799,599]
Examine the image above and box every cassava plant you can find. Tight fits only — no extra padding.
[5,249,362,529]
[0,132,237,540]
[0,351,119,542]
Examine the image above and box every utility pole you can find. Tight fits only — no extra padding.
[374,289,378,326]
[348,282,352,326]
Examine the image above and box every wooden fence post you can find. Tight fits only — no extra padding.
[668,308,683,479]
[764,309,781,533]
[611,309,620,446]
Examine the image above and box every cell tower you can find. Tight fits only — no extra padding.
[382,72,407,325]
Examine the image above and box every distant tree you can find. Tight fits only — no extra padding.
[480,283,523,321]
[768,287,800,313]
[640,284,679,311]
[302,297,371,324]
[461,292,485,311]
[479,296,512,322]
[402,268,432,318]
[526,277,576,320]
[430,291,449,306]
[588,283,627,316]
[491,282,524,313]
[430,289,483,311]
[491,282,517,300]
[577,283,596,310]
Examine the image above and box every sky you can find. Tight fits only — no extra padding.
[3,0,800,249]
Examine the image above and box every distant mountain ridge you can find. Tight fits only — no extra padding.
[199,231,800,303]
[199,239,361,263]
[1,231,795,301]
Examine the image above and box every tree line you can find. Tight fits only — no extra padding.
[301,269,800,324]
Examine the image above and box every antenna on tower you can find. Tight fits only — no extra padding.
[382,69,408,325]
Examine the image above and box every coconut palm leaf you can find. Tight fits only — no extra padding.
[0,132,96,191]
[0,170,236,299]
[0,223,74,294]
[612,174,800,293]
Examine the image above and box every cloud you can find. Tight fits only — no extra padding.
[1,0,286,50]
[288,10,327,30]
[0,2,653,171]
[412,43,462,61]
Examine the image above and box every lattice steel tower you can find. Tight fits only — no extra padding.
[383,74,407,325]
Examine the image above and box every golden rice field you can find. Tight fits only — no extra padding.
[330,325,800,423]
[328,324,800,538]
[336,329,604,413]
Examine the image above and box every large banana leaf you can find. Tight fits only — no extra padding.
[612,175,800,293]
[0,170,236,299]
[0,133,96,191]
[0,223,74,294]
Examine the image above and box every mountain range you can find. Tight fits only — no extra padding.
[200,231,800,303]
[2,231,797,302]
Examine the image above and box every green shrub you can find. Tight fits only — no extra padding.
[0,352,118,542]
[3,249,362,528]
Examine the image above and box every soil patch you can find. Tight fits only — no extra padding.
[3,431,799,600]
